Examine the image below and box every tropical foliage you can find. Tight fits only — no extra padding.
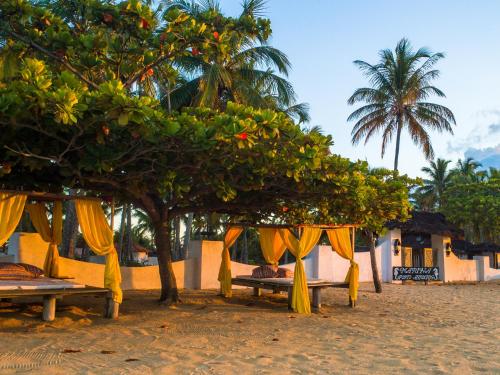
[163,0,310,122]
[0,0,412,302]
[347,38,456,171]
[413,158,499,243]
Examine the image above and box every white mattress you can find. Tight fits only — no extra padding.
[0,278,85,290]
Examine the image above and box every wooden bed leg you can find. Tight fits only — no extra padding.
[312,288,321,309]
[105,293,119,319]
[287,286,293,311]
[43,295,56,322]
[253,287,262,297]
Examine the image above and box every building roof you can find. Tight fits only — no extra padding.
[386,211,464,239]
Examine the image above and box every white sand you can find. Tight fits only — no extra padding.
[0,281,498,374]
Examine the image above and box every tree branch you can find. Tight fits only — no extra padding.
[8,30,100,90]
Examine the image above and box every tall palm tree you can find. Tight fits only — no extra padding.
[417,158,452,210]
[163,0,310,123]
[347,38,456,171]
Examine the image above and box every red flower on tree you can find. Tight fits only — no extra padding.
[213,31,219,40]
[141,18,149,29]
[103,13,113,23]
[236,132,248,140]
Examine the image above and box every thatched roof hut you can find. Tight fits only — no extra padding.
[386,211,464,239]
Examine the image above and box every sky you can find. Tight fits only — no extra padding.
[218,0,500,177]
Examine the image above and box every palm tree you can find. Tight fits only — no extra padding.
[417,158,452,210]
[347,38,456,171]
[163,0,310,123]
[487,167,500,179]
[452,157,482,182]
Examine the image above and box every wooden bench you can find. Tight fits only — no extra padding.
[232,276,354,310]
[0,287,118,321]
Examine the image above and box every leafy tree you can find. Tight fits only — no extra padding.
[442,178,500,243]
[0,0,412,303]
[347,38,456,171]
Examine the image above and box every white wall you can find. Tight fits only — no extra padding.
[309,245,381,283]
[6,232,500,291]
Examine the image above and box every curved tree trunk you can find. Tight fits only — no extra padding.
[365,230,382,293]
[154,219,179,303]
[393,121,403,172]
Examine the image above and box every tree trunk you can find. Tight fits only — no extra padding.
[125,204,133,262]
[61,198,78,258]
[366,230,382,293]
[393,121,403,172]
[182,213,193,259]
[174,216,181,260]
[118,204,127,262]
[240,227,248,263]
[154,218,179,303]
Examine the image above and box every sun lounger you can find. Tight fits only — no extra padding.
[0,278,118,321]
[232,276,352,310]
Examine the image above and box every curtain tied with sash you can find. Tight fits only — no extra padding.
[279,227,322,314]
[75,200,122,303]
[218,226,243,297]
[26,201,63,278]
[326,228,359,304]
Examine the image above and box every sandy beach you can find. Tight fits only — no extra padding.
[0,281,498,374]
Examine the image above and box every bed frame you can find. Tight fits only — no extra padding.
[232,276,354,310]
[0,286,118,321]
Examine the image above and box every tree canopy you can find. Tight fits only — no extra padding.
[0,0,412,302]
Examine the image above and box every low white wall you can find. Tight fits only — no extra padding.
[309,245,381,282]
[7,232,500,291]
[8,233,196,290]
[475,256,500,281]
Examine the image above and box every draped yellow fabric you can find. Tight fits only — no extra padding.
[326,228,359,303]
[218,226,243,297]
[26,202,63,278]
[0,193,26,246]
[75,200,122,303]
[279,227,323,314]
[258,228,286,265]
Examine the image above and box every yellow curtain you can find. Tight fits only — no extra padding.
[218,226,243,297]
[326,228,359,304]
[279,227,323,314]
[75,199,122,303]
[258,228,286,265]
[0,193,27,246]
[26,202,63,278]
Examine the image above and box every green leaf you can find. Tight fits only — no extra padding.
[118,112,129,125]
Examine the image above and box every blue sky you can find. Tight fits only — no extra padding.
[219,0,500,177]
